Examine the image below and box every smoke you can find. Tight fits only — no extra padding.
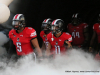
[0,32,8,56]
[0,49,100,75]
[0,32,9,46]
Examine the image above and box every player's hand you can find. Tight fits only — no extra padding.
[37,57,44,62]
[65,41,72,48]
[67,44,72,48]
[95,53,100,60]
[89,47,93,52]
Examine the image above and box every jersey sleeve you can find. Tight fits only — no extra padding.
[65,33,72,42]
[27,27,37,38]
[83,23,88,29]
[46,32,52,42]
[8,29,13,40]
[40,31,43,38]
[93,24,97,31]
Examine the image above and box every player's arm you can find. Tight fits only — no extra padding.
[90,30,96,47]
[7,39,16,58]
[31,38,42,57]
[45,42,51,57]
[41,42,46,52]
[84,26,89,43]
[89,30,97,52]
[64,33,72,49]
[64,40,72,48]
[81,25,89,48]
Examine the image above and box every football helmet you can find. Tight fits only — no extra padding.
[71,13,81,26]
[12,14,25,30]
[41,18,52,30]
[51,19,64,34]
[41,18,52,34]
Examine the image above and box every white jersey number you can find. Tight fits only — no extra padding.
[55,45,60,54]
[72,32,80,38]
[44,41,49,48]
[16,42,22,52]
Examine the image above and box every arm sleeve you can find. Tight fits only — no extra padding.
[29,28,37,39]
[83,23,88,29]
[93,25,96,32]
[65,33,72,42]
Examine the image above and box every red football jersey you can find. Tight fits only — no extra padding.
[93,23,100,43]
[47,32,72,54]
[9,27,37,56]
[67,23,88,46]
[40,31,52,48]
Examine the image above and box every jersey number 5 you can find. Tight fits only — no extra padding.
[16,42,22,52]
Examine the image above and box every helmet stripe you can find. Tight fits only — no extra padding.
[13,14,23,20]
[52,19,61,25]
[43,19,50,23]
[75,13,78,18]
[52,20,56,25]
[44,19,47,22]
[17,14,23,20]
[14,14,19,19]
[46,19,50,23]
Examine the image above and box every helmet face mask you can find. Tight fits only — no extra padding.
[41,23,50,31]
[51,25,60,34]
[12,20,21,30]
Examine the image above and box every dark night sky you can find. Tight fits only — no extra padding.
[24,0,100,46]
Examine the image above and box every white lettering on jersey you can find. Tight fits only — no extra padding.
[59,39,62,41]
[55,45,60,54]
[30,31,37,37]
[68,37,72,41]
[44,41,49,48]
[72,32,80,38]
[16,42,22,52]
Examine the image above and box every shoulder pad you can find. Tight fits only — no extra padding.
[65,32,70,35]
[27,27,33,30]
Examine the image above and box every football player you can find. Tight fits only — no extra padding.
[40,18,52,54]
[67,13,89,50]
[45,19,72,58]
[89,14,100,59]
[8,14,42,61]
